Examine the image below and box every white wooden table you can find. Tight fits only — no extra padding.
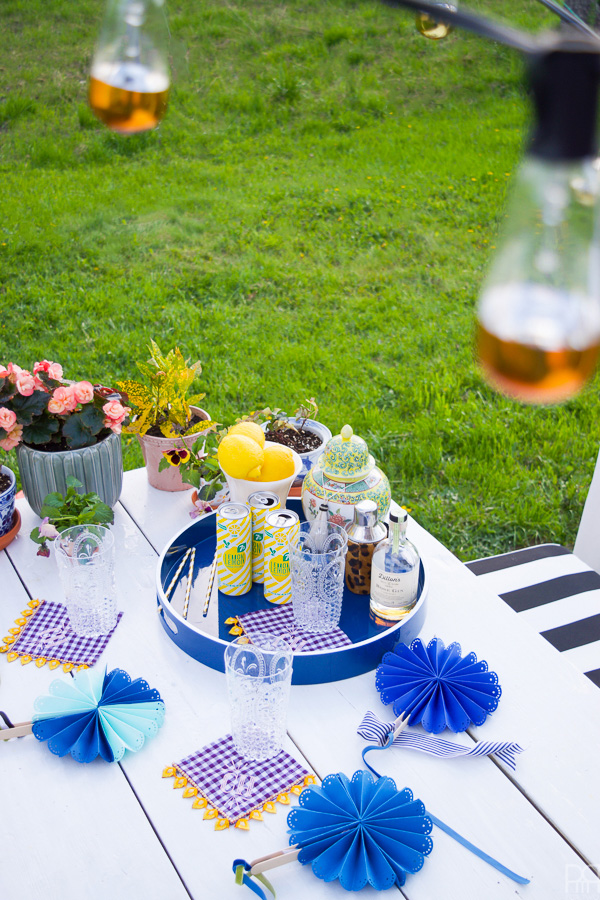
[2,468,600,900]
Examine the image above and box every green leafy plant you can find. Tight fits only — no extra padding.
[117,341,213,439]
[294,397,319,429]
[158,426,226,515]
[30,476,114,557]
[242,397,319,434]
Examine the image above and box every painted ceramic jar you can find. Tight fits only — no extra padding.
[301,424,391,530]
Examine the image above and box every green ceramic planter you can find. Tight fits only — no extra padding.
[16,432,123,517]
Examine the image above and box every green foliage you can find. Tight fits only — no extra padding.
[3,0,596,558]
[61,405,105,448]
[118,340,205,437]
[22,414,60,445]
[29,476,114,555]
[9,391,49,424]
[157,428,224,499]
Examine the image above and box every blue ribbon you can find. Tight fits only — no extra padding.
[361,742,530,886]
[233,860,277,899]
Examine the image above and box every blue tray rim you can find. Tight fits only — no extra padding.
[155,505,428,683]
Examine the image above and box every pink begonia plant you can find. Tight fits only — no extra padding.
[0,360,130,452]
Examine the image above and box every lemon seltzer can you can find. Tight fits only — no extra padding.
[216,502,252,596]
[248,491,281,584]
[263,509,300,605]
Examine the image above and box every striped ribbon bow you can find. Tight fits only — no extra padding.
[357,711,524,770]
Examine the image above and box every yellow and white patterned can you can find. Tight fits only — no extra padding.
[248,491,281,584]
[216,502,252,596]
[263,510,300,605]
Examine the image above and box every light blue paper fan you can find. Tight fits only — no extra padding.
[287,770,433,891]
[32,667,165,763]
[376,637,501,733]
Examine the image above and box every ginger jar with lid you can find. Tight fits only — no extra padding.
[301,424,391,530]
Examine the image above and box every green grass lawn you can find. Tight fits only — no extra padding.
[1,0,598,560]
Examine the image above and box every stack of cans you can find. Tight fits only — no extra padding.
[216,494,300,604]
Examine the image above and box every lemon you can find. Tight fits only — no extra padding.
[227,421,266,449]
[217,434,264,480]
[258,445,295,482]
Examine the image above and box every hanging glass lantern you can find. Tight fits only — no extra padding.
[476,51,600,403]
[89,0,170,134]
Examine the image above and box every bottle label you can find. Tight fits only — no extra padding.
[370,567,418,608]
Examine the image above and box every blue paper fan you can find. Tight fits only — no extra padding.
[287,770,433,891]
[376,637,501,734]
[32,667,165,763]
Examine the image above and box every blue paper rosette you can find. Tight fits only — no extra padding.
[32,667,165,763]
[287,770,433,891]
[376,637,501,734]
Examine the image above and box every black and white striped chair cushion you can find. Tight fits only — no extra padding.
[466,544,600,689]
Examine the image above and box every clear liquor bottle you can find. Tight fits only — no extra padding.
[370,506,419,620]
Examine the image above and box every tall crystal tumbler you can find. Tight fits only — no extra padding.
[291,521,348,633]
[54,525,117,636]
[224,633,293,761]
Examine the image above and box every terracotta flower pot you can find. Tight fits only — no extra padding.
[16,432,123,517]
[137,406,210,492]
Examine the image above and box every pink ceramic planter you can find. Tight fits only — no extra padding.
[137,406,210,492]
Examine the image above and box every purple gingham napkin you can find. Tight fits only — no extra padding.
[175,734,310,824]
[9,600,122,667]
[238,605,351,652]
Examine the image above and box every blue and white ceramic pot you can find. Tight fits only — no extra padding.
[0,465,16,537]
[16,432,123,517]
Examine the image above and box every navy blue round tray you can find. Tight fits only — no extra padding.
[156,498,427,685]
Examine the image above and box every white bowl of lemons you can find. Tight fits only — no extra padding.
[217,423,303,508]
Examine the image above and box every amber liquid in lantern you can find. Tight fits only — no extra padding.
[415,12,453,39]
[89,64,169,134]
[477,322,600,403]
